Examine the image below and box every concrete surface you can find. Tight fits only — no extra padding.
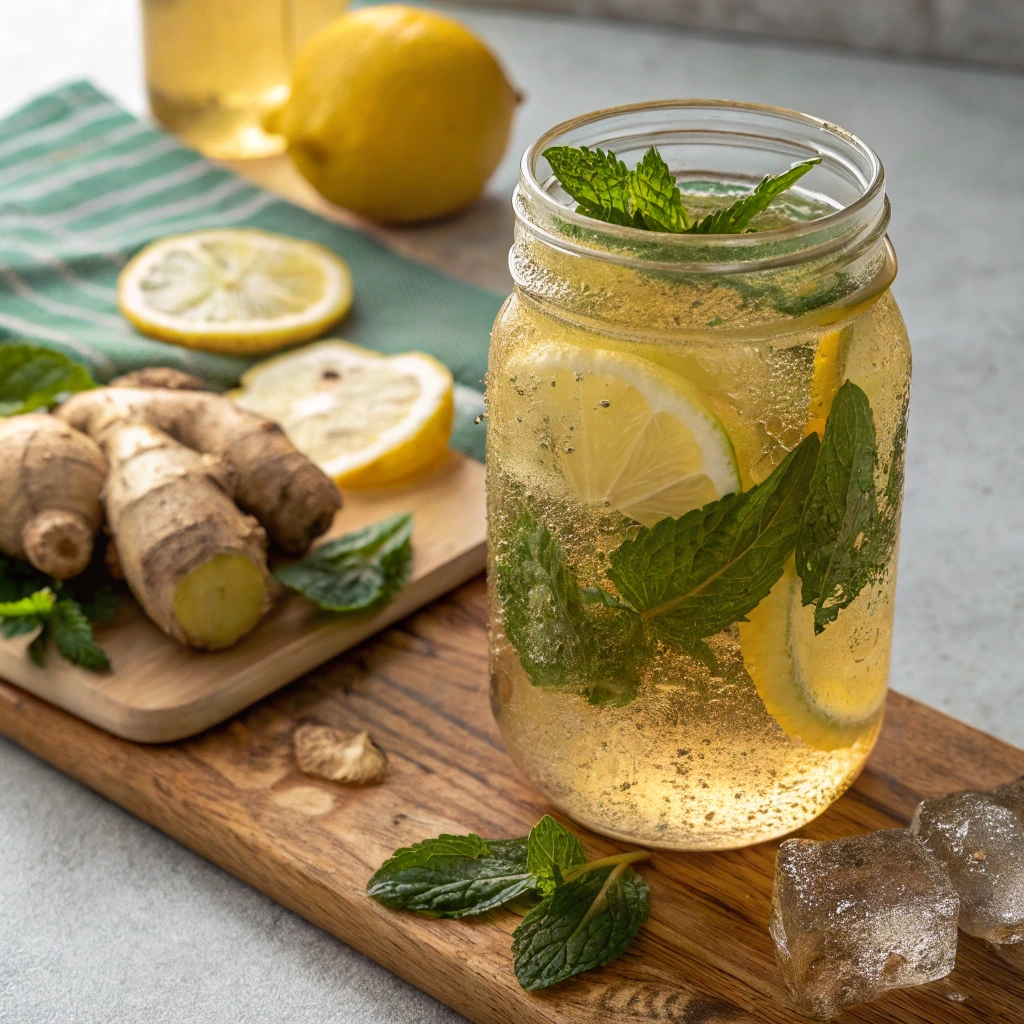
[2,2,1023,1021]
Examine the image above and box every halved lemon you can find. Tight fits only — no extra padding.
[118,229,352,354]
[231,340,453,487]
[738,560,890,751]
[509,344,740,526]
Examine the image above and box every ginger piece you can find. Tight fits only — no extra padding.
[57,379,341,649]
[0,413,107,579]
[294,723,388,785]
[59,383,341,555]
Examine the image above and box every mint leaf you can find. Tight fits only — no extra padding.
[511,863,650,990]
[686,158,821,234]
[543,145,634,227]
[46,599,111,671]
[0,555,51,603]
[366,833,535,918]
[0,342,95,416]
[495,509,642,706]
[795,381,896,633]
[607,433,819,650]
[629,147,691,232]
[275,513,412,612]
[0,588,56,618]
[527,816,587,897]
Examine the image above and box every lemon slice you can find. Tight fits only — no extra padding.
[231,340,453,487]
[118,229,352,355]
[739,560,889,751]
[511,344,740,526]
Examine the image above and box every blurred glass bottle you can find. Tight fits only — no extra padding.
[141,0,348,159]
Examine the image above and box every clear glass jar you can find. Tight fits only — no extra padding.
[486,101,911,851]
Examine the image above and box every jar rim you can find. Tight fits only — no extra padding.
[517,99,888,273]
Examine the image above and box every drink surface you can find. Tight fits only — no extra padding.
[487,189,911,850]
[141,0,347,159]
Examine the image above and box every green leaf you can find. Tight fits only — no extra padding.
[629,148,691,232]
[274,513,413,613]
[0,555,52,603]
[607,433,820,650]
[495,509,642,707]
[542,145,635,227]
[685,158,821,234]
[0,588,56,618]
[0,342,95,416]
[366,833,535,918]
[795,380,897,633]
[47,599,111,671]
[511,863,650,990]
[527,816,587,897]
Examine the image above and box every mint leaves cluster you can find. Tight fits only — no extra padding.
[367,815,650,990]
[497,382,904,704]
[543,144,820,234]
[0,554,118,671]
[0,342,95,415]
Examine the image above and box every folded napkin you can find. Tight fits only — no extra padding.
[0,81,503,459]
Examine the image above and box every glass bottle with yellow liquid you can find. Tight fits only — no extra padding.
[141,0,347,159]
[487,102,911,851]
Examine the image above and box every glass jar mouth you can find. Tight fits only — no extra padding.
[517,99,888,274]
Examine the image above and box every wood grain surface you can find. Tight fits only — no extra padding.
[2,578,1022,1024]
[0,452,485,743]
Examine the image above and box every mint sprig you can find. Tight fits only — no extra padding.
[0,341,95,416]
[274,513,413,613]
[543,144,819,234]
[367,817,651,990]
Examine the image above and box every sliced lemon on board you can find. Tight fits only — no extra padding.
[231,340,454,488]
[738,560,890,751]
[118,229,352,355]
[509,344,740,526]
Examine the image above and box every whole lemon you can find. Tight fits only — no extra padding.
[276,5,519,223]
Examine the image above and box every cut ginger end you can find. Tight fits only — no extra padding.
[172,553,268,650]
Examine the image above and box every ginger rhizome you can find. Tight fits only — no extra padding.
[57,373,341,650]
[0,413,107,580]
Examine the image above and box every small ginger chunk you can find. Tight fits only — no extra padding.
[294,723,387,785]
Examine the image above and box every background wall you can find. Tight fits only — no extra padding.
[452,0,1024,68]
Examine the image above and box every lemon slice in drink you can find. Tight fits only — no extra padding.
[231,340,453,487]
[512,344,740,526]
[739,561,889,751]
[118,229,353,354]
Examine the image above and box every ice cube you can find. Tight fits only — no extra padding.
[911,787,1024,943]
[770,830,959,1020]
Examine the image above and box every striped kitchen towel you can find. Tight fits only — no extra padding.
[0,81,505,459]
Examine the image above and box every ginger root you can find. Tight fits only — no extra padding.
[57,379,341,650]
[0,413,107,579]
[294,723,388,785]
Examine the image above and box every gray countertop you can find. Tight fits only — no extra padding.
[2,2,1023,1021]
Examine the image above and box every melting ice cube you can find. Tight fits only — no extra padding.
[911,777,1024,943]
[770,830,959,1020]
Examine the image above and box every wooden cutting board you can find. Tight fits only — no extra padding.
[0,451,485,743]
[2,577,1023,1024]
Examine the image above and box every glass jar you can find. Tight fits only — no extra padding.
[486,101,911,851]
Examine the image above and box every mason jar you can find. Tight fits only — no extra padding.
[486,101,911,851]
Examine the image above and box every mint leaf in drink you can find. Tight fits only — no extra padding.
[366,833,535,918]
[275,512,413,612]
[495,509,642,706]
[629,147,691,232]
[686,158,821,234]
[511,861,651,990]
[607,433,819,651]
[795,380,898,633]
[0,342,95,416]
[542,145,635,227]
[527,815,587,897]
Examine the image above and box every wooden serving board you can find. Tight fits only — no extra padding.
[0,452,485,743]
[2,577,1023,1024]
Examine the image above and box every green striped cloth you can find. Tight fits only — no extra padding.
[0,81,504,459]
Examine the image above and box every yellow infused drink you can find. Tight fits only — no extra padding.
[487,102,911,850]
